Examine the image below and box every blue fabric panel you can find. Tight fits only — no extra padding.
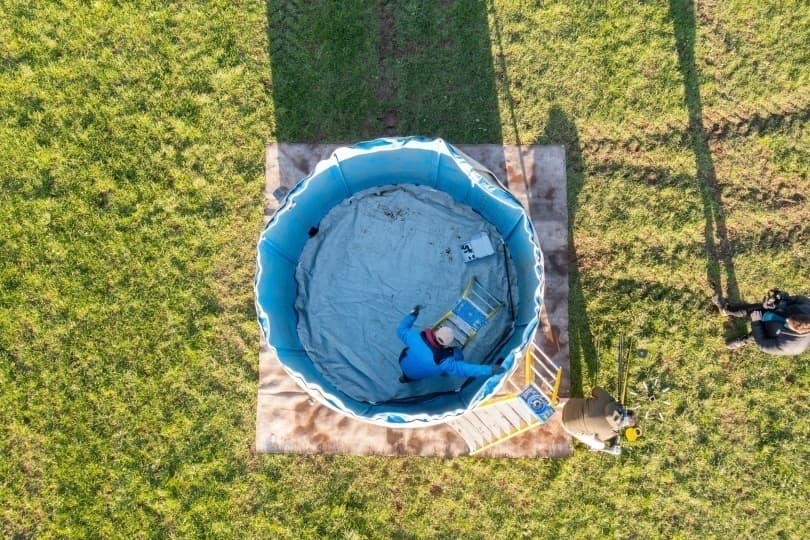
[506,233,542,326]
[515,273,542,326]
[262,210,312,263]
[339,148,438,194]
[478,195,526,239]
[464,182,493,219]
[255,256,301,351]
[291,168,351,222]
[434,155,472,203]
[369,393,466,421]
[277,349,315,377]
[256,251,297,307]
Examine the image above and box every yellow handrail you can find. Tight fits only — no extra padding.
[476,392,521,410]
[524,346,533,386]
[550,367,562,406]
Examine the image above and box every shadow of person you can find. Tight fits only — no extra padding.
[669,0,744,338]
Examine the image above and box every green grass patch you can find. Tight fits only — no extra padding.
[1,0,809,537]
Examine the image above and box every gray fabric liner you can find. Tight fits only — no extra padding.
[295,185,518,404]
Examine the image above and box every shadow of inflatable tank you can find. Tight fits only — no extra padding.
[266,0,503,144]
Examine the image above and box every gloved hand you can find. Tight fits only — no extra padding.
[762,289,785,310]
[410,305,422,317]
[491,365,505,375]
[603,445,622,456]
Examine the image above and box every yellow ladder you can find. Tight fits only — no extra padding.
[433,276,504,348]
[448,342,562,455]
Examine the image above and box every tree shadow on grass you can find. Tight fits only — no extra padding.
[669,0,744,338]
[266,0,502,143]
[543,106,596,398]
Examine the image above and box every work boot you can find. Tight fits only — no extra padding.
[726,334,754,351]
[603,445,622,456]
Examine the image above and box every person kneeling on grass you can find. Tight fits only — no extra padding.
[561,386,636,456]
[396,305,505,383]
[713,290,810,355]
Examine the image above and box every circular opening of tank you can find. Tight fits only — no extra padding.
[256,137,543,427]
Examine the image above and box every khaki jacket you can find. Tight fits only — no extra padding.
[561,386,623,442]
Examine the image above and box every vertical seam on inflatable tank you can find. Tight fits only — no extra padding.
[263,240,296,266]
[334,155,352,196]
[503,215,523,242]
[462,181,472,205]
[432,151,442,187]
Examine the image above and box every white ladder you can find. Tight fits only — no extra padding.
[448,396,541,455]
[448,342,562,455]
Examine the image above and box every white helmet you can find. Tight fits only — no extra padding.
[435,326,455,347]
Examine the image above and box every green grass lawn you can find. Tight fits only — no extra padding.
[2,0,809,537]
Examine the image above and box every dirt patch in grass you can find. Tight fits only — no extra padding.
[375,0,400,136]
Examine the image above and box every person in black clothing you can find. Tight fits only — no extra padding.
[713,290,810,355]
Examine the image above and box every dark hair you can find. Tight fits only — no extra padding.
[623,410,637,427]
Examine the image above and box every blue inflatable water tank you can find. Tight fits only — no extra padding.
[256,137,543,427]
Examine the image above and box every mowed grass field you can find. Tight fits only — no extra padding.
[2,0,809,537]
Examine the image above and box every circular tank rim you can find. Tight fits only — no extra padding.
[255,137,544,427]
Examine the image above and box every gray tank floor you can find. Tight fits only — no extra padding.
[295,184,517,404]
[257,143,570,457]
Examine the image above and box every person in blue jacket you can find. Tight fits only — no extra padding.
[396,305,504,383]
